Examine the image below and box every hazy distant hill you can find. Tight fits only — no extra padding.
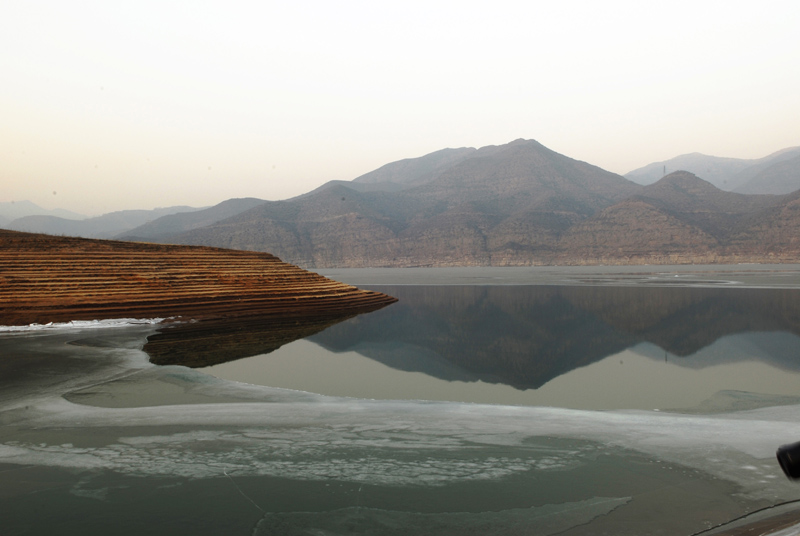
[625,147,800,192]
[117,197,267,241]
[625,153,751,189]
[735,153,800,194]
[0,200,85,223]
[7,206,201,239]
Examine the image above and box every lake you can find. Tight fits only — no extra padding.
[3,265,800,535]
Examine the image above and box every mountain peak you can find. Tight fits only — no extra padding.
[646,170,720,194]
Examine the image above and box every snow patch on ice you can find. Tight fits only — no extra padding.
[1,422,596,486]
[771,524,800,536]
[0,318,170,333]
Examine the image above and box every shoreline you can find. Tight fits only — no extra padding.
[317,264,800,288]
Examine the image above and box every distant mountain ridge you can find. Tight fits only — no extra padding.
[117,198,267,241]
[625,146,800,193]
[157,139,649,267]
[558,171,799,264]
[0,200,86,224]
[6,206,202,239]
[10,138,800,268]
[735,153,800,195]
[1,198,270,241]
[153,139,800,268]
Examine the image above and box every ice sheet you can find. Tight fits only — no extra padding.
[0,317,169,333]
[2,323,800,535]
[4,394,797,491]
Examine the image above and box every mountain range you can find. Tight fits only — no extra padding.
[624,146,800,193]
[5,205,204,239]
[4,139,800,268]
[118,139,800,268]
[0,200,85,228]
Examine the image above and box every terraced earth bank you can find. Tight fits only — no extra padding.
[0,230,397,326]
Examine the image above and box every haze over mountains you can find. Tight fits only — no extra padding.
[4,139,800,268]
[624,146,800,193]
[5,206,204,239]
[0,201,85,228]
[116,139,800,268]
[119,198,267,240]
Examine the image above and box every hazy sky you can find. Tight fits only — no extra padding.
[2,1,799,215]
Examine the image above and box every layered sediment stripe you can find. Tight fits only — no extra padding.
[0,230,397,326]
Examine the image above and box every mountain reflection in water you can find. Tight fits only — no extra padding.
[305,285,800,390]
[193,285,800,410]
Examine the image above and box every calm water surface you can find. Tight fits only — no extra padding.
[204,285,800,412]
[4,266,800,535]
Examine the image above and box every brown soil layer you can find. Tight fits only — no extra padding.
[0,230,397,326]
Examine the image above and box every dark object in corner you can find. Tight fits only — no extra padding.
[777,442,800,480]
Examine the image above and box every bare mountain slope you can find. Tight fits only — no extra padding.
[172,186,415,267]
[352,146,476,187]
[726,191,800,256]
[560,172,799,264]
[416,139,639,207]
[634,171,784,240]
[735,153,800,195]
[149,144,800,268]
[162,139,642,267]
[118,198,266,241]
[299,147,478,198]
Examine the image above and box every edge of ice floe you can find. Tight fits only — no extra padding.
[0,318,170,333]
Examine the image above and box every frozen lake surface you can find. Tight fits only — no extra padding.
[3,265,800,535]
